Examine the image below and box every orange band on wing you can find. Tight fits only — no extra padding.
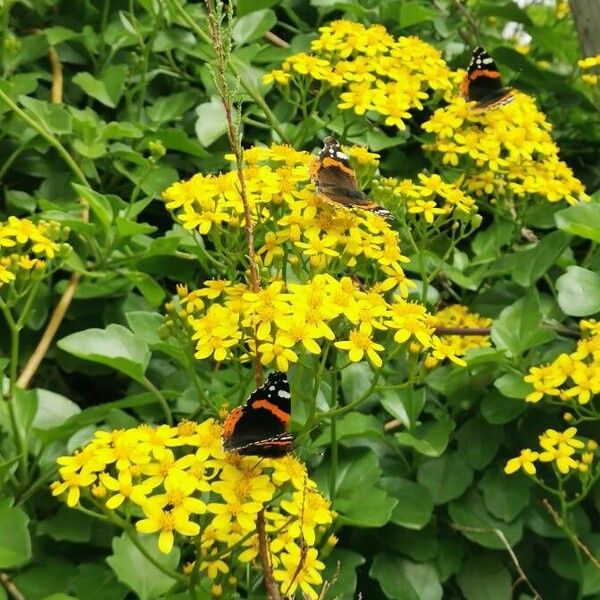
[320,156,356,178]
[251,399,290,426]
[469,69,500,80]
[222,407,244,438]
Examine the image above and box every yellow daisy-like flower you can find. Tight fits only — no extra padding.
[504,449,539,475]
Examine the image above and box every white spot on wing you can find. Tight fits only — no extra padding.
[335,151,349,160]
[269,385,275,391]
[278,390,291,399]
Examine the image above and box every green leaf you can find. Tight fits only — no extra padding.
[72,184,113,231]
[479,470,531,522]
[146,92,197,124]
[238,0,279,16]
[37,506,92,543]
[456,416,503,470]
[493,372,531,399]
[556,266,600,316]
[417,451,473,505]
[124,271,166,307]
[106,532,179,600]
[320,548,365,600]
[313,413,383,446]
[481,388,525,424]
[194,99,228,147]
[381,387,426,429]
[12,563,77,599]
[340,361,374,404]
[31,389,80,431]
[370,554,442,600]
[317,448,396,527]
[476,1,532,25]
[491,291,554,357]
[380,478,434,529]
[70,563,128,600]
[511,231,571,286]
[555,202,600,242]
[395,418,454,457]
[0,506,31,568]
[399,1,437,28]
[19,96,72,134]
[448,490,523,549]
[232,9,277,45]
[72,64,128,107]
[57,324,150,383]
[457,555,512,600]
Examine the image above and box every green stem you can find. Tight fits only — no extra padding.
[329,373,339,501]
[0,88,89,187]
[141,376,173,425]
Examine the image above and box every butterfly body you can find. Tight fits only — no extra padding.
[310,136,393,221]
[460,47,514,110]
[222,371,294,457]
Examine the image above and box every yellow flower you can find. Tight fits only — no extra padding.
[136,502,200,554]
[539,443,579,474]
[504,449,539,475]
[51,470,97,507]
[273,546,325,600]
[335,323,385,367]
[539,427,585,451]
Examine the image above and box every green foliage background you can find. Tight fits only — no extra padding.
[0,0,599,599]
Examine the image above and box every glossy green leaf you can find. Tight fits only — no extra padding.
[448,490,523,549]
[381,387,426,428]
[511,231,571,286]
[417,452,473,505]
[72,184,113,231]
[194,99,228,147]
[491,291,554,357]
[395,418,454,457]
[0,507,31,568]
[556,266,600,316]
[457,555,512,600]
[72,65,128,108]
[399,1,437,28]
[456,416,503,470]
[370,554,442,600]
[19,96,72,134]
[555,202,600,242]
[480,470,531,522]
[380,478,434,529]
[493,372,531,399]
[57,324,150,383]
[107,532,179,600]
[320,549,365,600]
[481,388,526,424]
[232,9,277,45]
[70,563,128,600]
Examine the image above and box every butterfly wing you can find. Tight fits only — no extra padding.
[461,47,513,108]
[222,372,293,456]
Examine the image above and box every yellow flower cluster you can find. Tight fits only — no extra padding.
[51,420,334,599]
[163,144,404,276]
[0,216,68,287]
[423,94,588,206]
[167,275,466,371]
[377,173,477,224]
[523,320,600,405]
[505,427,597,476]
[432,304,492,356]
[264,20,457,130]
[578,55,600,70]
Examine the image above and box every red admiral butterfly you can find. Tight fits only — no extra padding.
[309,136,394,221]
[222,371,294,457]
[460,47,514,110]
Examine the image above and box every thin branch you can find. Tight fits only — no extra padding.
[204,0,263,386]
[434,326,491,336]
[543,499,600,571]
[0,573,26,600]
[451,523,542,599]
[48,46,63,103]
[450,0,483,47]
[257,508,281,600]
[264,30,289,48]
